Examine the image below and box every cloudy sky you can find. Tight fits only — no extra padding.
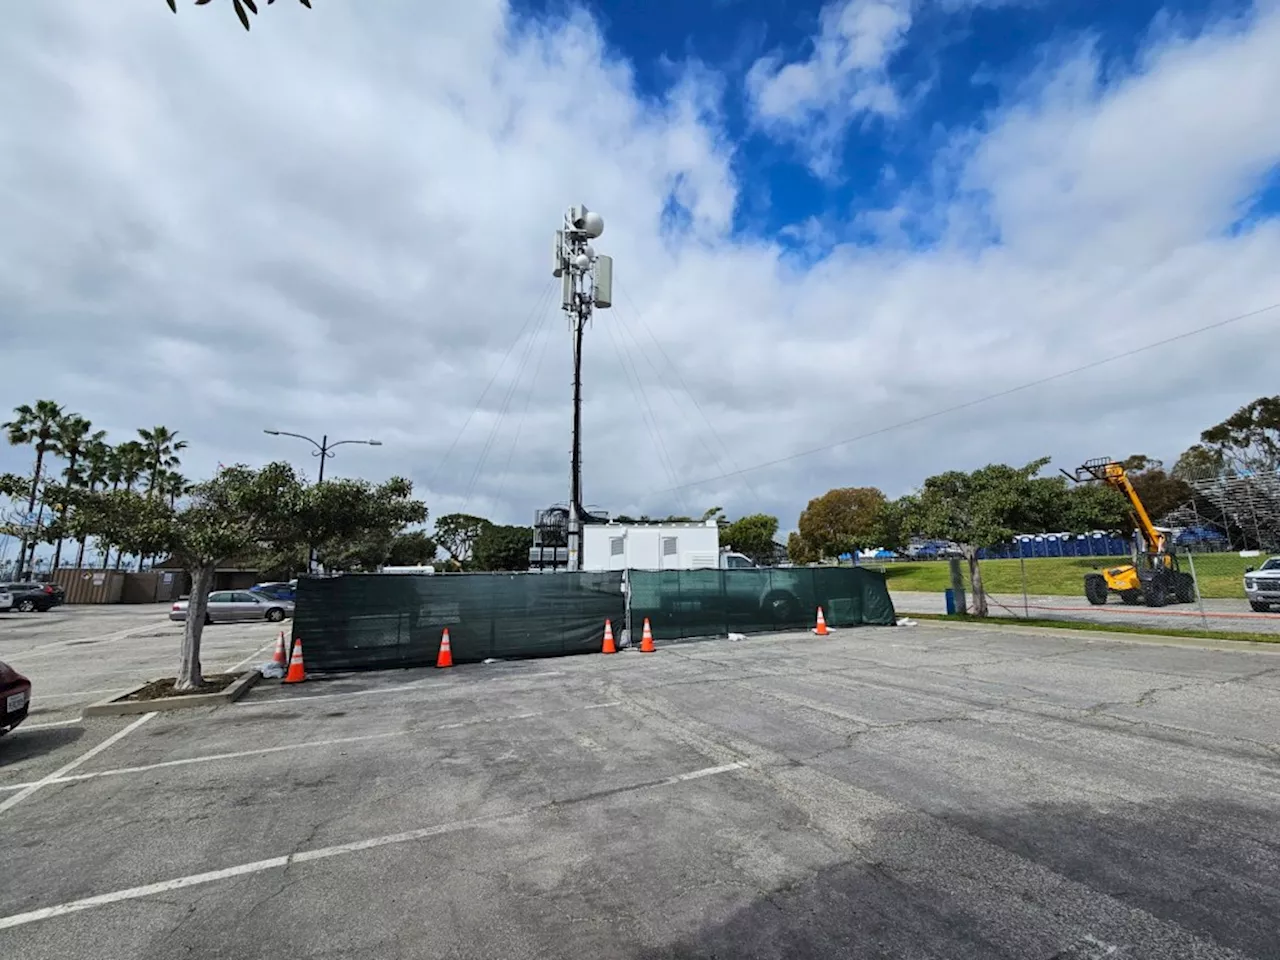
[1,0,1278,550]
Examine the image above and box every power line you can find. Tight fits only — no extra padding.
[615,283,763,505]
[663,299,1280,494]
[429,280,554,491]
[492,300,559,510]
[602,315,689,514]
[462,291,557,511]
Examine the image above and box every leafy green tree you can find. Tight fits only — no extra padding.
[1171,443,1224,481]
[906,459,1060,617]
[472,524,535,571]
[433,513,491,564]
[68,462,425,690]
[386,530,439,566]
[1060,482,1129,533]
[796,487,889,560]
[786,530,816,565]
[165,0,314,32]
[1199,395,1280,475]
[3,399,66,579]
[719,514,779,563]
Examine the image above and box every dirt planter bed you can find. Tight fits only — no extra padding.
[82,670,261,717]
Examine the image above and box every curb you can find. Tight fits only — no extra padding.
[82,670,262,717]
[910,617,1280,653]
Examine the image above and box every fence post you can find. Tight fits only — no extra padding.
[623,567,632,647]
[1185,552,1209,629]
[1019,540,1029,618]
[948,558,967,614]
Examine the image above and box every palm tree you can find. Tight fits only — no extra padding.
[76,439,113,568]
[138,426,188,497]
[110,440,149,569]
[161,470,190,509]
[51,416,104,570]
[2,400,65,580]
[116,440,148,493]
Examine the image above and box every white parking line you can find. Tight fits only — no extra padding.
[18,621,166,657]
[232,669,569,708]
[12,719,81,731]
[0,713,156,815]
[0,760,747,930]
[223,639,278,673]
[25,689,133,702]
[0,732,405,793]
[0,702,626,793]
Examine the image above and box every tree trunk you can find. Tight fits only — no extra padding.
[176,563,214,691]
[965,546,989,617]
[15,449,44,580]
[27,502,46,578]
[52,451,77,571]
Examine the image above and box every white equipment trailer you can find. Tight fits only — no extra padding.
[577,520,755,572]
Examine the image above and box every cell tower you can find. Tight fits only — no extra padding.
[553,205,613,571]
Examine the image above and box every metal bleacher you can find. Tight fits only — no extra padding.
[1178,469,1280,552]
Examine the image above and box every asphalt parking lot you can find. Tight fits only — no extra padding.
[893,589,1280,633]
[1,609,1278,958]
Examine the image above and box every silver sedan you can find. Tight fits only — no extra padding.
[169,590,294,623]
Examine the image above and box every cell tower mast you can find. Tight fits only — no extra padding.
[552,205,613,572]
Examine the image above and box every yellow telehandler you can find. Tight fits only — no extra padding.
[1062,458,1196,608]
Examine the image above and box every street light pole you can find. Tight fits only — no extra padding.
[263,429,383,573]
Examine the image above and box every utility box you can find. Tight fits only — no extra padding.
[593,255,613,308]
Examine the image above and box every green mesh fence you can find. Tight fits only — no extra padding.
[629,567,897,641]
[293,566,895,673]
[294,571,626,672]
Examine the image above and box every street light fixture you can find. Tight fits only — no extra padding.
[262,430,382,484]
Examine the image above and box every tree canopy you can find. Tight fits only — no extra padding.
[718,513,779,563]
[433,513,492,565]
[472,524,536,572]
[794,487,892,560]
[66,461,426,689]
[1198,395,1280,476]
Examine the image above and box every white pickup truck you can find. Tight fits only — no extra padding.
[1244,556,1280,612]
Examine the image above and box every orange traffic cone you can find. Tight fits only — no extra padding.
[436,628,454,669]
[813,607,829,636]
[602,619,617,654]
[639,617,655,653]
[272,631,287,669]
[283,637,306,683]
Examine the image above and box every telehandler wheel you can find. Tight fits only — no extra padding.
[1120,590,1141,605]
[1084,574,1108,606]
[1173,573,1195,603]
[1144,576,1169,608]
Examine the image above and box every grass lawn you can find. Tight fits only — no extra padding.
[877,553,1256,600]
[910,613,1280,644]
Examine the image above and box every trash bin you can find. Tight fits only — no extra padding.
[944,588,956,615]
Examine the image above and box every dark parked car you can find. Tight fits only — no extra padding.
[1,660,32,734]
[0,581,65,613]
[250,581,297,602]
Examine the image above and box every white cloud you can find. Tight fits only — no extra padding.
[747,0,913,176]
[1,0,1279,555]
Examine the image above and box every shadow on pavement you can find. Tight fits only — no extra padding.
[0,724,85,763]
[637,798,1278,960]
